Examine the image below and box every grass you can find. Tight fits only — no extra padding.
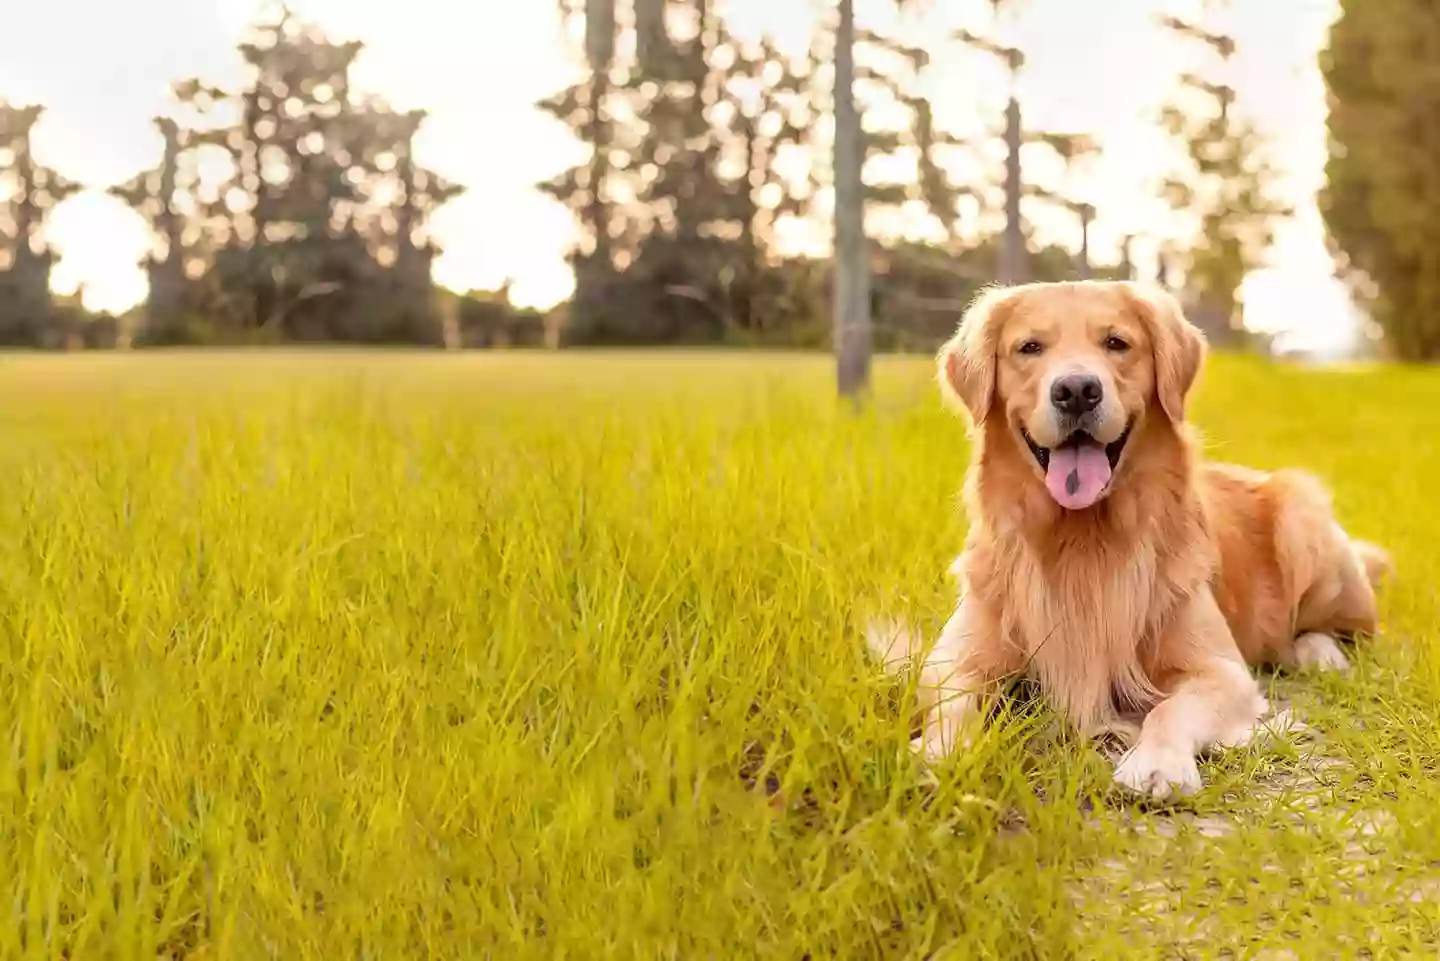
[0,348,1436,959]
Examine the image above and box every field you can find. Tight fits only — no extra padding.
[0,349,1437,959]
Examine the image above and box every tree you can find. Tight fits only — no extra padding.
[952,4,1104,288]
[110,7,462,345]
[953,9,1026,287]
[1156,4,1290,329]
[539,0,620,342]
[831,0,977,397]
[853,30,978,250]
[541,0,826,345]
[535,0,1118,355]
[1321,0,1440,360]
[0,103,79,346]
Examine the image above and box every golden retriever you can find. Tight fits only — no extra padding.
[871,280,1388,799]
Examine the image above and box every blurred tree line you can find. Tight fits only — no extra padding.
[0,2,1297,354]
[541,0,1133,351]
[0,9,513,350]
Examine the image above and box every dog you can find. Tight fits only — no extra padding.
[870,280,1389,799]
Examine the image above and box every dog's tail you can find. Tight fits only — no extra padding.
[865,618,926,676]
[1351,538,1392,590]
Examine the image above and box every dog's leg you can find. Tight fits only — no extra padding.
[912,595,1019,762]
[910,596,1025,760]
[865,598,1009,761]
[914,602,984,761]
[1113,590,1268,800]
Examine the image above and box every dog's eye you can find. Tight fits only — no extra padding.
[1017,340,1043,356]
[1104,335,1131,353]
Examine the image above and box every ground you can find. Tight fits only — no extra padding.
[0,349,1435,959]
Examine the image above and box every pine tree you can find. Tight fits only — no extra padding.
[110,7,461,344]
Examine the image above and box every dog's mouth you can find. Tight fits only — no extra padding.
[1021,421,1134,510]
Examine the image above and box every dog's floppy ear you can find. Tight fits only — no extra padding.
[937,285,1017,425]
[1124,283,1206,423]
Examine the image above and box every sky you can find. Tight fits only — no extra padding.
[1,0,1362,348]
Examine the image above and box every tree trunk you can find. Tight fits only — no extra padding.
[1001,95,1024,285]
[832,0,871,398]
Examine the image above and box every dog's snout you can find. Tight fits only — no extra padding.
[1050,373,1103,417]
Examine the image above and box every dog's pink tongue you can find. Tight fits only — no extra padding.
[1045,442,1112,510]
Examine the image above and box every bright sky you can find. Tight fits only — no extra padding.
[2,0,1360,348]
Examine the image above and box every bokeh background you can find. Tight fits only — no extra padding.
[0,0,1413,367]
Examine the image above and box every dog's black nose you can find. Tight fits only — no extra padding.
[1050,374,1103,416]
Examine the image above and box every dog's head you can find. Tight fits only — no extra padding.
[938,280,1205,511]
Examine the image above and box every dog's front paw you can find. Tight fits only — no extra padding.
[909,722,974,763]
[1294,632,1351,673]
[910,731,964,763]
[1112,742,1202,800]
[910,734,943,763]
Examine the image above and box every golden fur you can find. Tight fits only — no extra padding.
[874,280,1388,798]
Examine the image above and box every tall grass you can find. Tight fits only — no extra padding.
[0,351,1435,958]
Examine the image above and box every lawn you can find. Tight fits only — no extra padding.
[0,349,1436,959]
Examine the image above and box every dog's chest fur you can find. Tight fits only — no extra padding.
[971,513,1205,733]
